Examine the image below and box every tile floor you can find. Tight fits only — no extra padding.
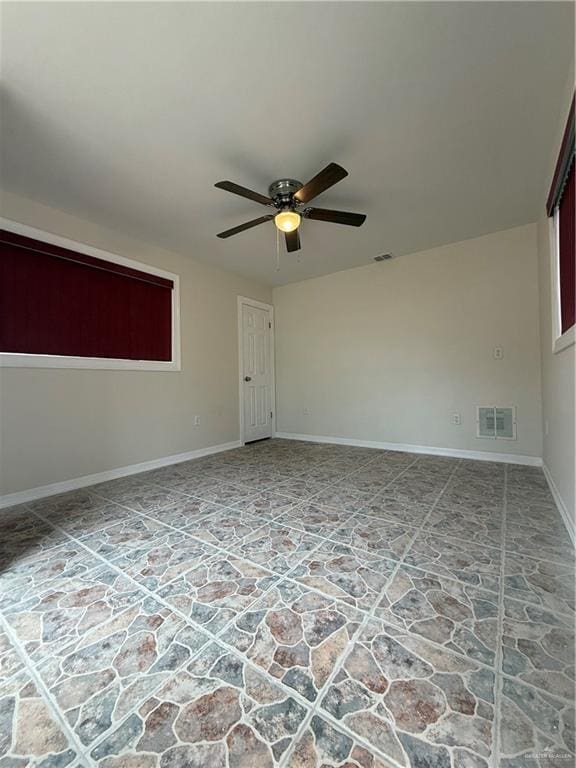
[0,439,574,767]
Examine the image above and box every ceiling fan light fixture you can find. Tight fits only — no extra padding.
[275,210,301,233]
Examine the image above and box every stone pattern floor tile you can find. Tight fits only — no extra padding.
[80,518,171,560]
[505,522,575,565]
[230,490,298,517]
[156,554,277,633]
[220,580,364,703]
[361,496,431,527]
[229,522,323,574]
[0,512,76,567]
[0,542,100,612]
[37,596,213,749]
[180,508,267,547]
[501,598,575,701]
[0,627,24,683]
[98,485,191,514]
[0,439,573,768]
[285,713,394,767]
[320,618,496,768]
[29,490,116,518]
[289,540,397,611]
[0,669,81,766]
[109,532,217,592]
[89,641,310,767]
[423,506,503,548]
[280,502,361,538]
[151,497,224,530]
[404,531,501,592]
[332,516,414,560]
[3,561,145,664]
[309,485,376,513]
[498,677,574,767]
[38,501,137,539]
[375,565,499,666]
[503,553,575,617]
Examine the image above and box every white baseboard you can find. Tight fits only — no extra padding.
[274,431,543,466]
[543,463,576,545]
[0,440,242,510]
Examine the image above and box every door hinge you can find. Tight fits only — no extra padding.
[270,411,273,418]
[268,322,272,329]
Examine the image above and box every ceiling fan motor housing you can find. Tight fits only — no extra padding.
[268,179,303,208]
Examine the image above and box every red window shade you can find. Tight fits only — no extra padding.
[558,161,575,334]
[0,230,174,361]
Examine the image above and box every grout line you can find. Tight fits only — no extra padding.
[4,445,574,766]
[0,610,91,763]
[28,507,271,651]
[28,448,569,569]
[279,457,465,768]
[7,451,435,765]
[23,463,574,684]
[177,485,573,569]
[25,501,416,720]
[277,708,315,768]
[18,472,575,683]
[82,447,392,524]
[150,463,517,559]
[10,510,291,764]
[492,462,509,766]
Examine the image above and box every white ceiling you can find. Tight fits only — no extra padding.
[1,2,574,286]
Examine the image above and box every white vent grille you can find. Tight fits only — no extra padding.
[476,406,516,440]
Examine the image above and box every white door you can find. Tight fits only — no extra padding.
[241,303,273,442]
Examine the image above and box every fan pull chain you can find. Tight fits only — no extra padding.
[276,226,281,271]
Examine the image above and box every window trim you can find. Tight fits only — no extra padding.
[546,94,575,354]
[0,217,181,370]
[549,210,575,354]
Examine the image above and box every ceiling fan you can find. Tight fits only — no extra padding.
[214,163,366,253]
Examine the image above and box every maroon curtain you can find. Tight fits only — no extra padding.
[0,230,173,361]
[546,94,575,335]
[558,162,575,334]
[546,95,574,216]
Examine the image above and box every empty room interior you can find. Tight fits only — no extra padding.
[1,2,575,767]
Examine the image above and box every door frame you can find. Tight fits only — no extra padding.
[237,296,276,445]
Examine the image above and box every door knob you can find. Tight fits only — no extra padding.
[244,376,252,382]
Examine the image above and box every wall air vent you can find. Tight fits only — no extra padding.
[374,253,393,262]
[476,406,516,440]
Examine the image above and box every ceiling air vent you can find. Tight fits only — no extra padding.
[374,253,393,262]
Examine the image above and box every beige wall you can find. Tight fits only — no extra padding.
[274,224,542,459]
[0,191,272,495]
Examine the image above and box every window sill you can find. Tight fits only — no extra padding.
[553,325,575,354]
[0,353,181,371]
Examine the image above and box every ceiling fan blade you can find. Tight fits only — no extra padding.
[304,207,366,227]
[285,229,301,253]
[215,181,274,206]
[293,163,348,204]
[217,215,274,239]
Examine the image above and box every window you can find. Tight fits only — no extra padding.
[547,95,575,352]
[0,221,180,370]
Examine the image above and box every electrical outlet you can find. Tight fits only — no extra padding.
[493,346,504,360]
[193,415,200,426]
[452,412,461,426]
